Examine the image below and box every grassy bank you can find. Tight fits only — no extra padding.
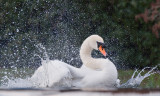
[0,68,160,88]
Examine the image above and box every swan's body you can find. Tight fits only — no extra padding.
[31,35,118,88]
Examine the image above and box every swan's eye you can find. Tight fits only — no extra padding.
[97,41,106,49]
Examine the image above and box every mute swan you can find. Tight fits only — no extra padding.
[31,35,118,88]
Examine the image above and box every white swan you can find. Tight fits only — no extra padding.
[31,35,118,88]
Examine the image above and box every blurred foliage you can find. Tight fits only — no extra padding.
[111,0,160,68]
[135,0,160,38]
[0,0,159,69]
[76,0,160,68]
[0,0,86,68]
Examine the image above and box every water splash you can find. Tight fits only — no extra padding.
[1,78,33,88]
[118,65,158,88]
[0,44,159,89]
[0,44,72,88]
[0,44,48,88]
[35,43,50,87]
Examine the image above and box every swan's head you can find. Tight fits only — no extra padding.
[87,35,107,57]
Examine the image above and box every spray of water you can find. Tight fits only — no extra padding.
[35,43,50,87]
[0,43,50,88]
[118,65,158,88]
[0,44,73,88]
[0,44,159,89]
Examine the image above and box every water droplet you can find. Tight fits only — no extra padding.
[16,29,19,32]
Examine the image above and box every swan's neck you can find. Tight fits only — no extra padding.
[80,41,104,70]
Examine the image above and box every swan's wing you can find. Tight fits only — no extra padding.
[80,65,98,75]
[66,64,84,79]
[30,60,73,88]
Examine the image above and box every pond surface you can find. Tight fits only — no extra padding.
[0,88,160,96]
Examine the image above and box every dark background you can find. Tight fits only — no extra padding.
[0,0,159,69]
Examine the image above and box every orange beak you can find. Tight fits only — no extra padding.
[98,45,107,57]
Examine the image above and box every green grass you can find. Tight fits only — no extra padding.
[0,68,160,88]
